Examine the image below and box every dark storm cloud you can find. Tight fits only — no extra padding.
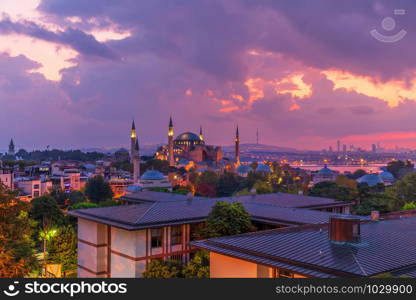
[0,17,117,60]
[38,0,416,80]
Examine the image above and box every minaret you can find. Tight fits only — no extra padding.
[130,120,137,163]
[199,125,204,141]
[133,138,140,183]
[8,139,15,155]
[168,117,175,167]
[235,125,240,166]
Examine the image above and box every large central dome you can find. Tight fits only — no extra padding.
[174,132,204,146]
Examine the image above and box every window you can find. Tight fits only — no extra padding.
[170,226,182,246]
[33,184,40,189]
[151,228,163,248]
[33,191,40,198]
[277,269,294,278]
[190,222,205,241]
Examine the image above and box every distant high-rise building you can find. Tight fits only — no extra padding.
[337,140,341,153]
[329,146,333,153]
[343,144,347,154]
[8,139,15,156]
[372,144,377,153]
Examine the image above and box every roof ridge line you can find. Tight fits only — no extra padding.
[350,248,368,276]
[134,202,158,224]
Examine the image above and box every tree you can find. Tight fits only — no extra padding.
[31,196,66,226]
[402,202,416,211]
[385,172,416,210]
[183,251,210,278]
[387,160,414,179]
[253,180,273,194]
[68,202,100,210]
[0,184,38,277]
[308,181,355,202]
[202,201,254,238]
[350,169,367,180]
[216,172,240,197]
[68,191,86,206]
[335,175,357,190]
[197,170,219,186]
[84,176,113,204]
[48,226,77,274]
[143,260,184,278]
[196,183,217,197]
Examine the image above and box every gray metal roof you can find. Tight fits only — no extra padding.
[191,216,416,277]
[122,191,351,209]
[68,197,359,231]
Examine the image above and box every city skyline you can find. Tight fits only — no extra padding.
[2,1,416,151]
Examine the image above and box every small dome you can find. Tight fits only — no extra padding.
[236,165,252,174]
[141,170,165,180]
[380,171,395,181]
[175,132,202,142]
[127,185,141,192]
[357,174,384,187]
[318,166,335,175]
[256,164,272,173]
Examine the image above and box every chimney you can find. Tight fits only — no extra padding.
[371,210,380,221]
[329,216,361,243]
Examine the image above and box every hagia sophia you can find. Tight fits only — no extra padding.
[128,117,244,187]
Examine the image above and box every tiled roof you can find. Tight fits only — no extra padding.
[191,216,416,277]
[68,197,359,231]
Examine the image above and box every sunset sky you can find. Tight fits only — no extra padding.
[1,0,416,151]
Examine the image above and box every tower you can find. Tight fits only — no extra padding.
[8,139,15,156]
[130,120,140,183]
[235,125,240,166]
[130,120,137,163]
[199,125,204,141]
[133,139,140,183]
[168,117,175,167]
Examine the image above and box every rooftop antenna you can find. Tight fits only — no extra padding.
[256,128,259,145]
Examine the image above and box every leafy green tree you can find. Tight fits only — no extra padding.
[0,184,38,277]
[49,187,68,206]
[196,183,217,197]
[202,201,254,238]
[48,226,77,273]
[350,169,367,180]
[30,196,66,226]
[308,181,355,202]
[353,194,391,215]
[197,170,219,186]
[402,202,416,211]
[143,260,184,278]
[68,202,100,210]
[253,180,273,194]
[385,172,416,210]
[183,251,210,278]
[84,176,113,204]
[387,160,414,179]
[216,172,240,197]
[68,191,86,206]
